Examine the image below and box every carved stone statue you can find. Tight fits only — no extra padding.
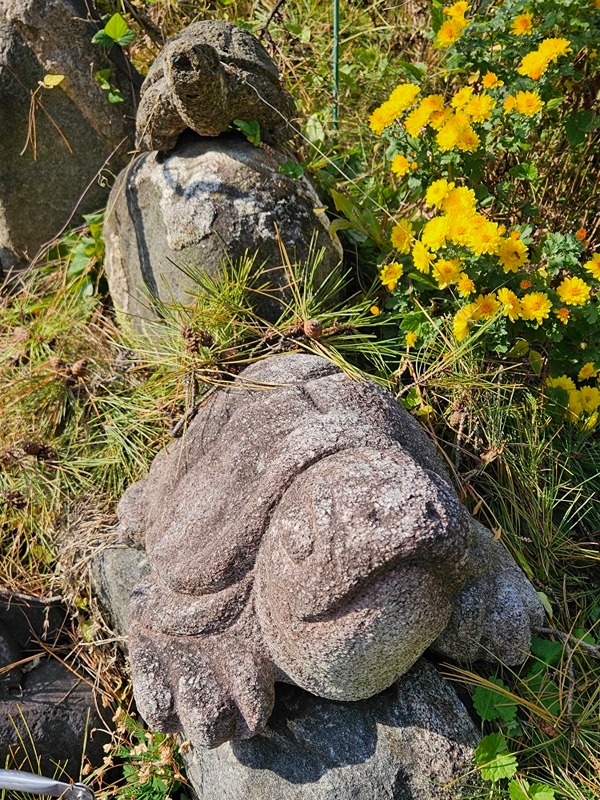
[117,354,543,748]
[136,20,296,151]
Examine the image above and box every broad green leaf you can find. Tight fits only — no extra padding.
[566,110,595,147]
[279,160,305,179]
[509,163,538,181]
[233,119,261,145]
[43,73,65,88]
[536,591,553,619]
[507,339,529,358]
[91,29,114,47]
[509,779,531,800]
[529,349,543,376]
[473,678,518,723]
[530,785,556,800]
[104,12,130,41]
[107,89,124,103]
[530,636,563,666]
[475,733,518,782]
[115,28,136,47]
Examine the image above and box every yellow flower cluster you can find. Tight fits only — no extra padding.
[517,37,571,80]
[369,83,421,134]
[436,1,470,47]
[546,374,600,425]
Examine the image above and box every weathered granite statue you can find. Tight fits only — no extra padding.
[117,353,544,749]
[136,20,296,151]
[104,20,340,332]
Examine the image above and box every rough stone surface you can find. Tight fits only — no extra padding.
[115,353,544,748]
[103,133,342,330]
[0,592,110,775]
[136,20,295,151]
[183,660,480,800]
[92,544,150,638]
[0,0,140,274]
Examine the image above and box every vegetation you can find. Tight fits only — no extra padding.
[1,1,598,799]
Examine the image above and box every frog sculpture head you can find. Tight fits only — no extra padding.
[117,354,544,748]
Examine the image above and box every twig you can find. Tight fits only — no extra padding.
[121,0,165,47]
[171,385,219,438]
[258,0,290,40]
[534,626,600,722]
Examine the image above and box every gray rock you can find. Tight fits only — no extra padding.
[136,20,295,151]
[0,591,110,774]
[103,133,342,330]
[0,622,21,691]
[92,544,150,638]
[183,660,480,800]
[115,353,544,748]
[0,0,140,274]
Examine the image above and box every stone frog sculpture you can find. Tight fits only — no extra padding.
[136,20,296,151]
[117,353,544,748]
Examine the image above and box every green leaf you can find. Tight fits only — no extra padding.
[279,160,305,179]
[475,733,518,782]
[104,12,130,41]
[566,109,595,147]
[529,349,543,376]
[531,636,563,666]
[507,339,529,358]
[233,118,261,145]
[473,678,518,723]
[115,28,136,47]
[536,591,553,619]
[530,784,556,800]
[509,779,532,800]
[94,69,112,90]
[107,89,124,103]
[509,163,538,181]
[42,73,65,88]
[91,29,114,47]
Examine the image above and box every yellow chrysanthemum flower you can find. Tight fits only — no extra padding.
[517,50,550,80]
[388,82,421,114]
[391,154,411,177]
[422,216,450,251]
[436,16,468,47]
[473,292,500,319]
[452,86,475,110]
[465,216,502,256]
[425,178,455,209]
[390,219,415,254]
[481,71,504,89]
[514,90,544,116]
[496,237,529,273]
[511,12,534,35]
[578,362,598,380]
[442,187,477,216]
[428,106,453,131]
[547,375,576,392]
[584,253,600,280]
[457,273,475,296]
[503,95,517,113]
[497,287,521,321]
[405,331,418,348]
[370,305,380,316]
[453,302,478,341]
[556,276,591,306]
[369,103,396,135]
[538,37,571,62]
[464,93,496,122]
[404,104,432,138]
[443,1,470,17]
[379,261,404,291]
[412,241,436,274]
[433,258,463,288]
[520,291,552,324]
[456,124,480,152]
[554,307,570,324]
[580,385,600,413]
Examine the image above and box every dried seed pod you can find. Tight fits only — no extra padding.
[70,358,88,378]
[303,319,323,339]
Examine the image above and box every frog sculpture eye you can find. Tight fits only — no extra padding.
[117,353,544,748]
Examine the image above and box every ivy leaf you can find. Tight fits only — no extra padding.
[92,13,136,47]
[91,29,115,47]
[473,678,518,723]
[475,733,518,782]
[233,118,261,145]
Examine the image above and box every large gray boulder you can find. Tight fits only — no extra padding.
[103,133,342,330]
[115,353,544,749]
[183,661,480,800]
[0,0,140,274]
[136,20,295,151]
